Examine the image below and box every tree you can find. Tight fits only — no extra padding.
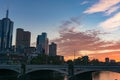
[90,59,99,65]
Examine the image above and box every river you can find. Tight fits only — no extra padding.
[65,71,120,80]
[23,71,120,80]
[92,71,120,80]
[0,71,120,80]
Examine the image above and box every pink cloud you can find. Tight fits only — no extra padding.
[84,0,120,14]
[53,30,120,54]
[99,12,120,30]
[59,16,81,34]
[51,17,120,60]
[83,0,120,31]
[105,6,119,16]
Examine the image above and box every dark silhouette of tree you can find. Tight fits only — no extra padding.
[74,56,89,65]
[90,59,100,65]
[31,54,64,65]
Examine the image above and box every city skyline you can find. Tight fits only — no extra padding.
[0,0,120,61]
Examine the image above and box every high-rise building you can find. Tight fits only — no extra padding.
[49,42,57,56]
[36,32,48,55]
[16,28,31,53]
[0,10,14,52]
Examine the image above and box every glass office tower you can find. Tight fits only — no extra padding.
[0,10,13,52]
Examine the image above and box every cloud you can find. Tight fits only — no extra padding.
[52,30,99,56]
[80,1,89,5]
[53,0,120,61]
[84,0,120,14]
[83,0,120,31]
[70,16,81,25]
[54,29,120,53]
[99,12,120,30]
[53,28,120,60]
[51,17,120,61]
[105,6,119,16]
[59,16,81,34]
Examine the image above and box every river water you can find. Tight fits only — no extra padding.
[0,71,120,80]
[92,71,120,80]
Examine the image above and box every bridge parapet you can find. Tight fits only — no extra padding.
[0,65,119,76]
[74,66,120,75]
[26,65,68,75]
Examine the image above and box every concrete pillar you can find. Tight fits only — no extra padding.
[68,62,74,80]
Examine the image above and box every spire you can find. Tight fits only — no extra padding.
[6,9,9,18]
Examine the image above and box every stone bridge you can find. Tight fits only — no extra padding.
[0,64,120,76]
[74,65,120,75]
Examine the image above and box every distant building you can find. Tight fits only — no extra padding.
[49,42,57,56]
[110,59,116,63]
[58,55,64,61]
[36,32,48,55]
[105,57,109,63]
[11,45,16,52]
[16,28,31,53]
[24,47,36,54]
[0,10,14,52]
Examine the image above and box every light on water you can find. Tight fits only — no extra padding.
[92,71,120,80]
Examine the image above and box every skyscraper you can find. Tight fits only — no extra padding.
[49,42,57,56]
[0,10,14,52]
[16,28,31,53]
[36,32,49,55]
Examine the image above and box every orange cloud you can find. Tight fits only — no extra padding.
[51,17,120,61]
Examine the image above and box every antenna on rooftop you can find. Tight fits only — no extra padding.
[6,0,10,18]
[6,9,9,18]
[74,49,76,61]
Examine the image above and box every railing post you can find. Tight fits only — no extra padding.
[18,63,26,80]
[17,63,26,80]
[18,58,26,80]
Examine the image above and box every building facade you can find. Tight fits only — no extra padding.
[16,28,31,53]
[36,32,48,55]
[49,42,57,56]
[0,10,14,52]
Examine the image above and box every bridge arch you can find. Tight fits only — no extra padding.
[0,68,19,80]
[26,68,68,75]
[0,68,20,73]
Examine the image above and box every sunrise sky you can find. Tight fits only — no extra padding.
[0,0,120,61]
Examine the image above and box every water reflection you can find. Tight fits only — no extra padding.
[92,71,120,80]
[26,70,65,80]
[0,71,120,80]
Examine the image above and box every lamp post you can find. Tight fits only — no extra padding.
[74,50,75,62]
[73,50,76,80]
[68,50,76,80]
